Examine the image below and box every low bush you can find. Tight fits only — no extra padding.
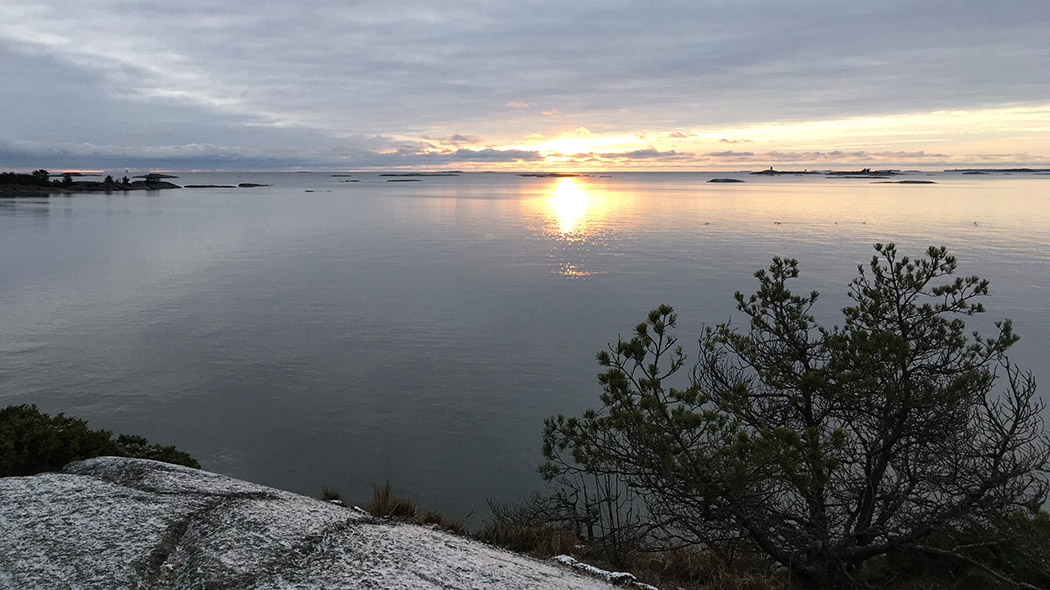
[112,434,199,469]
[0,404,199,476]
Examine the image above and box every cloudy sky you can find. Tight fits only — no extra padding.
[2,0,1048,171]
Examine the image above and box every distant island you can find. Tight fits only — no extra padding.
[132,173,179,180]
[945,168,1050,173]
[825,168,900,178]
[379,172,461,177]
[0,170,180,197]
[750,167,821,176]
[750,167,906,177]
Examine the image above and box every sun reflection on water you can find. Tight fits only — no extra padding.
[523,176,617,278]
[549,177,589,234]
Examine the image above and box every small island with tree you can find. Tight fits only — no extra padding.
[0,169,181,197]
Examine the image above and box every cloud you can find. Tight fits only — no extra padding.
[873,150,950,159]
[438,134,482,146]
[0,137,310,170]
[338,147,544,167]
[963,151,1049,161]
[701,149,950,162]
[0,136,545,170]
[574,127,593,137]
[0,2,1046,170]
[719,138,753,143]
[608,149,692,160]
[448,148,543,162]
[547,148,692,161]
[705,150,755,157]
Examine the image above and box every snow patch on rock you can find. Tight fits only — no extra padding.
[553,555,659,589]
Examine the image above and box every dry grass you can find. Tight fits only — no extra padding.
[702,569,790,590]
[476,519,579,556]
[366,481,467,533]
[419,510,469,535]
[368,480,421,519]
[319,487,343,504]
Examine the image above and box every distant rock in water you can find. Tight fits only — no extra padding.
[133,173,180,180]
[387,179,422,182]
[826,168,899,178]
[0,457,616,589]
[708,178,744,183]
[185,183,271,188]
[751,168,821,175]
[946,168,1048,173]
[380,173,460,177]
[874,180,937,184]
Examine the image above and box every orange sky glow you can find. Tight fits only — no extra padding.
[393,103,1050,171]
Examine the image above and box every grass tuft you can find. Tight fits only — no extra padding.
[320,487,344,505]
[364,481,468,533]
[368,480,419,519]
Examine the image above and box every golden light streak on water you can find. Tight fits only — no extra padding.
[548,177,589,234]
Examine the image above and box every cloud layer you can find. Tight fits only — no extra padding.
[2,1,1048,170]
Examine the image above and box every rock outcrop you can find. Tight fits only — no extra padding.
[0,457,616,589]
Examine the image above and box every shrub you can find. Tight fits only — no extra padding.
[0,404,199,476]
[113,434,199,469]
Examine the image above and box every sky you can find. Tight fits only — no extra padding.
[2,0,1049,171]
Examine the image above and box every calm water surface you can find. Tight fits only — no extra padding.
[1,171,1048,520]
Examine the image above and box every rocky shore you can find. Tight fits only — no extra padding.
[0,457,623,589]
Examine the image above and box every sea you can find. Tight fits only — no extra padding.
[1,170,1048,522]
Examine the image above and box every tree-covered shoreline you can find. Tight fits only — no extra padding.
[0,169,180,196]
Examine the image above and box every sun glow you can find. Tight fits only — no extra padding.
[526,135,641,155]
[695,104,1050,147]
[477,103,1050,171]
